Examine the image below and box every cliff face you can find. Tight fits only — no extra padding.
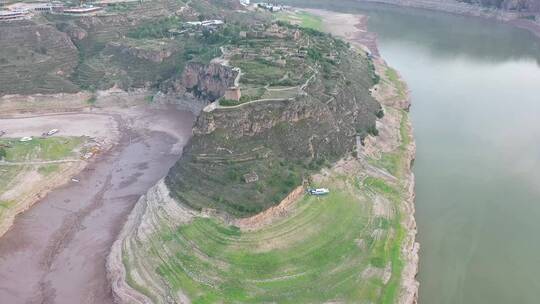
[0,20,80,95]
[170,62,239,101]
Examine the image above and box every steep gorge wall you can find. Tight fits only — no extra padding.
[168,62,239,101]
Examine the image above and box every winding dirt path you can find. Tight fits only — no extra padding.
[0,106,194,304]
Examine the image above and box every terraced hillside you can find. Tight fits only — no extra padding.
[166,25,381,216]
[117,153,413,303]
[0,0,260,95]
[0,20,79,95]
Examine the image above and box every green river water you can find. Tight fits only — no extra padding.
[287,1,540,303]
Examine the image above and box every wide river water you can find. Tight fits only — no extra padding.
[289,1,540,303]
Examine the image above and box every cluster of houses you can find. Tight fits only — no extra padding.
[239,23,301,40]
[0,9,28,21]
[0,2,103,21]
[184,19,224,29]
[256,2,284,12]
[168,19,225,37]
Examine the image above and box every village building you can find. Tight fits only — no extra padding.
[0,9,28,21]
[224,86,242,101]
[184,19,224,33]
[33,2,64,13]
[256,2,283,12]
[62,5,103,14]
[5,2,64,14]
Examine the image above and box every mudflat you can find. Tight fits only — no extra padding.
[0,106,194,304]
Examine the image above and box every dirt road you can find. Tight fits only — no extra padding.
[0,105,194,304]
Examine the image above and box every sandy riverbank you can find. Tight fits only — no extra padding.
[307,8,419,304]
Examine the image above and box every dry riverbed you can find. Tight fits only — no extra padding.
[0,93,195,304]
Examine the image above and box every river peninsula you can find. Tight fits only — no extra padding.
[108,7,420,304]
[0,1,419,303]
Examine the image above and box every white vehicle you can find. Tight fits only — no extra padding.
[46,129,59,136]
[307,188,330,196]
[19,136,33,142]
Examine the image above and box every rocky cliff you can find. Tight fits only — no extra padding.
[169,62,240,101]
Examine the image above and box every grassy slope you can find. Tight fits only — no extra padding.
[0,137,85,220]
[127,107,412,303]
[276,11,324,31]
[0,137,84,162]
[135,168,402,303]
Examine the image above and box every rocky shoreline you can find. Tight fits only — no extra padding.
[307,8,420,303]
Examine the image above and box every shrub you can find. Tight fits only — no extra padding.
[86,96,97,105]
[220,98,243,107]
[367,125,379,136]
[307,48,322,61]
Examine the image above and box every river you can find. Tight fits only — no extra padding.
[287,1,540,303]
[0,106,194,303]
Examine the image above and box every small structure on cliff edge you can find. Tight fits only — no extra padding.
[224,86,242,101]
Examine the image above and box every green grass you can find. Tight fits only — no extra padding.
[37,164,60,176]
[362,175,407,304]
[385,67,407,99]
[0,137,84,162]
[0,200,15,220]
[232,59,287,85]
[277,11,324,31]
[368,110,411,178]
[368,152,401,177]
[0,166,22,193]
[128,172,407,303]
[261,87,299,99]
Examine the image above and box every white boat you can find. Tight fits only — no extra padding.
[46,129,59,136]
[19,136,33,142]
[307,188,330,196]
